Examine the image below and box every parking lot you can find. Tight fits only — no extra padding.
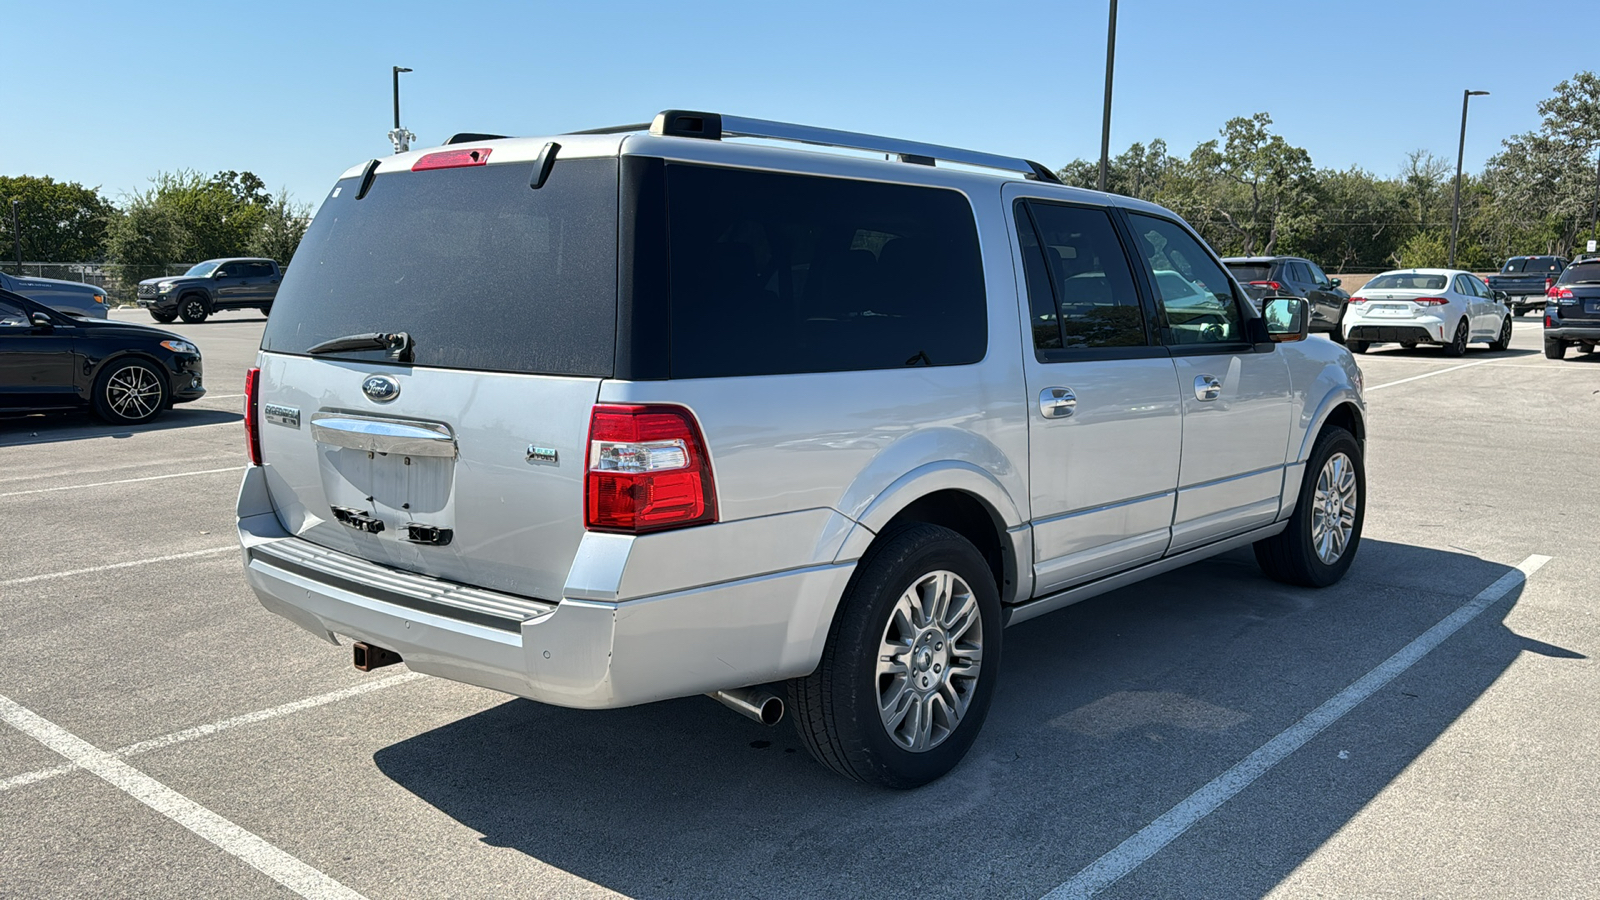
[1,309,1596,899]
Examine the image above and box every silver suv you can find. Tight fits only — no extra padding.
[237,110,1365,788]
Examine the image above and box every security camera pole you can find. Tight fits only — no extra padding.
[1097,0,1118,193]
[388,66,416,154]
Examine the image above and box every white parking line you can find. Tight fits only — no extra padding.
[0,546,234,586]
[0,672,426,794]
[0,693,369,900]
[1042,554,1551,900]
[0,467,244,498]
[1365,360,1492,391]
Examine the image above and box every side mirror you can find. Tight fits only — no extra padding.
[213,270,228,279]
[30,312,53,330]
[1263,296,1309,343]
[1330,277,1342,288]
[1494,290,1509,303]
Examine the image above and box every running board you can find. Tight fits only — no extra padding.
[1004,522,1287,627]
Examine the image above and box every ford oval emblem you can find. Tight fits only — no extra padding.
[362,374,400,403]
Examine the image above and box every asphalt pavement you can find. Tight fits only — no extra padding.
[1,309,1595,899]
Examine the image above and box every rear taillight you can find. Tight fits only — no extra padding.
[584,404,716,534]
[1545,277,1555,289]
[1249,280,1283,292]
[244,367,262,466]
[1349,295,1366,304]
[1549,286,1576,303]
[1413,297,1450,306]
[1481,276,1490,285]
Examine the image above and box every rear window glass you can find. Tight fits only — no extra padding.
[1503,257,1564,273]
[1557,261,1600,284]
[1365,272,1447,291]
[663,164,986,378]
[1224,263,1272,283]
[261,157,618,376]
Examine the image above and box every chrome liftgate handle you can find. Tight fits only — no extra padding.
[308,414,457,458]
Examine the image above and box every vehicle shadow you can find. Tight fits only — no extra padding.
[0,407,240,448]
[372,540,1575,899]
[1358,345,1539,360]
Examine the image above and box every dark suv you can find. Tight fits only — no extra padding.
[136,258,282,323]
[1222,256,1350,340]
[1543,257,1600,359]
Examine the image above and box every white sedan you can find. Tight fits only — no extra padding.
[1342,268,1512,356]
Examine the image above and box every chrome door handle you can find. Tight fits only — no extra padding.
[1194,375,1222,401]
[1039,386,1077,419]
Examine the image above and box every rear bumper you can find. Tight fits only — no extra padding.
[236,466,855,709]
[1346,324,1435,344]
[1546,325,1600,341]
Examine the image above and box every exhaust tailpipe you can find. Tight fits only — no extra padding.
[709,687,784,726]
[352,642,402,672]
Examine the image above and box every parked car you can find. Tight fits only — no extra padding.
[0,289,205,423]
[137,258,282,323]
[237,110,1366,788]
[1343,268,1512,356]
[1542,257,1600,359]
[0,270,110,319]
[1488,255,1567,316]
[1221,256,1350,340]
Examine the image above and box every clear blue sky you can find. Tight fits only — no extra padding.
[4,0,1582,208]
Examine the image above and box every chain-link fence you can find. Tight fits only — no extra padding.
[5,263,197,306]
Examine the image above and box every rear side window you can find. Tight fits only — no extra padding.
[1014,200,1146,352]
[261,157,618,376]
[663,164,986,378]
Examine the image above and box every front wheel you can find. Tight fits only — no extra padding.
[1254,426,1364,587]
[92,358,168,425]
[1488,316,1512,352]
[1442,318,1469,357]
[788,524,1001,788]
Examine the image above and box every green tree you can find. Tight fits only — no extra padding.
[105,169,287,282]
[1482,71,1600,257]
[249,190,312,265]
[0,175,116,265]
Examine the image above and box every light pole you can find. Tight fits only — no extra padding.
[1097,0,1118,193]
[10,200,21,276]
[1448,89,1489,268]
[388,66,415,154]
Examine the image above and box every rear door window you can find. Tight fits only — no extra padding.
[662,164,986,378]
[261,157,619,376]
[1014,200,1148,353]
[1126,213,1245,345]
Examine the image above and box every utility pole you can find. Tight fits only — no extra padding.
[1448,89,1489,268]
[1589,150,1600,247]
[388,66,416,154]
[10,200,20,276]
[1097,0,1118,193]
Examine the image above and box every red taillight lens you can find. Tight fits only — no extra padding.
[244,367,262,466]
[1481,276,1491,285]
[1545,277,1555,289]
[1546,315,1555,327]
[1249,280,1283,291]
[584,404,716,534]
[1349,295,1366,304]
[1413,297,1450,306]
[411,148,492,171]
[1549,286,1575,300]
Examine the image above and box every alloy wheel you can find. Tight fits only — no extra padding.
[106,365,162,420]
[875,570,983,753]
[1311,451,1358,565]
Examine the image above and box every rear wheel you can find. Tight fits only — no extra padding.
[788,524,1001,788]
[1442,318,1469,357]
[1545,337,1568,360]
[92,358,168,425]
[1488,315,1512,352]
[149,310,177,324]
[1346,339,1369,354]
[1254,426,1364,588]
[178,295,209,323]
[1400,341,1419,350]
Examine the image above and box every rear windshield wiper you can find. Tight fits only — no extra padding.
[306,331,414,363]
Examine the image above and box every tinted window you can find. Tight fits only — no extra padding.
[1283,261,1309,284]
[1225,263,1272,283]
[1501,258,1529,273]
[1015,201,1146,351]
[0,296,27,328]
[1126,213,1243,345]
[1366,272,1447,291]
[244,262,275,277]
[664,164,985,378]
[261,158,618,376]
[1557,261,1600,284]
[1303,260,1330,285]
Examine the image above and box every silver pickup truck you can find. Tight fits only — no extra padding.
[0,270,109,318]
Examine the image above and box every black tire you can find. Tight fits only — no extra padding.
[1400,341,1419,350]
[1254,426,1364,588]
[1488,315,1512,352]
[260,304,272,317]
[1346,339,1369,354]
[1545,337,1568,360]
[788,523,1002,789]
[1441,318,1469,357]
[1329,309,1347,344]
[149,310,177,324]
[178,295,210,323]
[91,357,168,425]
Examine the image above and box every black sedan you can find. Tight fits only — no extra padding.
[0,289,205,424]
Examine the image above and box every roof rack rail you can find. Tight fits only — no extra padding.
[572,110,1061,183]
